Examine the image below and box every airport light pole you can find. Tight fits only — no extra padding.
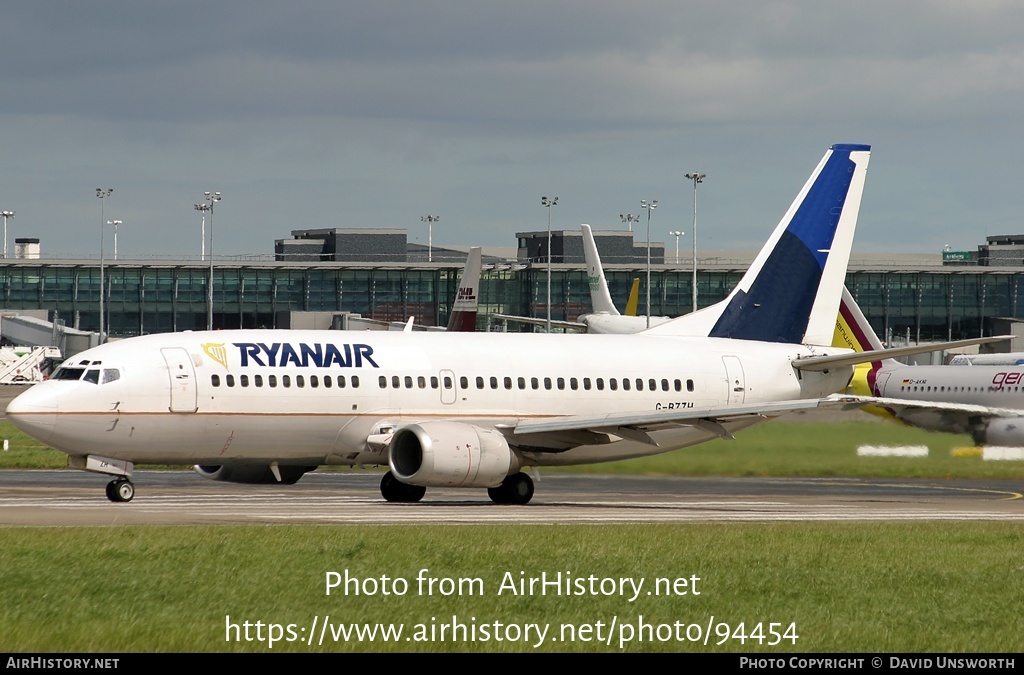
[685,172,705,313]
[620,213,640,232]
[204,191,222,331]
[640,199,657,329]
[670,230,684,265]
[541,196,558,333]
[194,203,211,260]
[0,211,14,259]
[421,215,439,263]
[108,220,122,260]
[96,188,113,342]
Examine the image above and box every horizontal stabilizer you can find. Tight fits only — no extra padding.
[793,335,1014,372]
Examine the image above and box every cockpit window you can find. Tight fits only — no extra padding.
[101,369,120,384]
[82,369,100,384]
[52,367,86,380]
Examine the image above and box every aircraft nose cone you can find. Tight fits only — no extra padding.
[6,384,57,443]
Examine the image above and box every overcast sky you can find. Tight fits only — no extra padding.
[2,1,1022,260]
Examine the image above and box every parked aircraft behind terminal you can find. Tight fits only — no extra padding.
[494,224,672,333]
[833,287,1017,445]
[10,143,886,505]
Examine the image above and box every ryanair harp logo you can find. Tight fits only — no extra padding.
[202,342,229,370]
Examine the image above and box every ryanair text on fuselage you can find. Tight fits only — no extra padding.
[230,342,380,369]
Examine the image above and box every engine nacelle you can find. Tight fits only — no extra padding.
[388,421,518,488]
[193,464,317,484]
[974,417,1024,447]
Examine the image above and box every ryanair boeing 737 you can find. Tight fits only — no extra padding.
[10,144,886,505]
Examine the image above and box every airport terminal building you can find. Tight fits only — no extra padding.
[1,229,1023,346]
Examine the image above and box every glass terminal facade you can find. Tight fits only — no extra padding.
[1,260,1021,343]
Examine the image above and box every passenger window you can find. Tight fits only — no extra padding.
[544,377,552,390]
[460,376,469,388]
[622,379,630,391]
[431,376,439,389]
[517,377,526,390]
[661,379,669,391]
[322,375,330,388]
[443,376,453,389]
[392,376,400,388]
[269,375,278,388]
[282,375,291,388]
[337,376,346,388]
[636,379,643,391]
[379,376,387,388]
[310,375,319,389]
[609,379,618,391]
[583,377,591,390]
[240,374,249,387]
[531,377,539,390]
[490,376,498,390]
[226,374,235,387]
[675,379,682,392]
[687,379,694,392]
[596,378,604,391]
[556,377,565,390]
[570,377,578,391]
[418,376,426,389]
[405,376,413,389]
[649,379,656,391]
[211,374,221,387]
[351,376,360,388]
[504,377,513,390]
[255,374,263,387]
[476,376,484,389]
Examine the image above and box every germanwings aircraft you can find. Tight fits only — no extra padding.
[833,287,1019,446]
[11,143,888,505]
[493,224,671,333]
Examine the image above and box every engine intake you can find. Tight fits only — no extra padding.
[388,421,518,487]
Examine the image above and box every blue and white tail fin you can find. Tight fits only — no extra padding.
[581,224,620,316]
[446,247,482,332]
[646,143,871,345]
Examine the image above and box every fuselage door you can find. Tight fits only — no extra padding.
[162,347,198,413]
[440,369,457,405]
[722,355,746,404]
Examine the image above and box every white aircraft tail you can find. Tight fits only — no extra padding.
[446,247,482,332]
[581,224,620,316]
[645,143,871,346]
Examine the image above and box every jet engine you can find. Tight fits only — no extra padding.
[193,464,317,484]
[972,417,1024,447]
[388,421,519,487]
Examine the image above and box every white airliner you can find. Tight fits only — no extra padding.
[11,143,893,505]
[493,224,671,333]
[833,287,1020,446]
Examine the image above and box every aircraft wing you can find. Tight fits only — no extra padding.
[500,396,865,450]
[491,314,588,331]
[836,394,1023,434]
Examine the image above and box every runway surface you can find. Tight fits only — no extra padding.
[1,470,1022,525]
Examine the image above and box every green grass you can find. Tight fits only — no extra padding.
[1,523,1022,653]
[6,419,1018,479]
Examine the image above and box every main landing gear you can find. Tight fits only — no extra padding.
[487,472,534,505]
[378,471,536,505]
[380,471,426,503]
[105,478,135,503]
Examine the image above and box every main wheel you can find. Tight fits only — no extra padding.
[488,473,534,505]
[380,471,426,503]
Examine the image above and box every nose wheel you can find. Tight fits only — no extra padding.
[105,478,135,503]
